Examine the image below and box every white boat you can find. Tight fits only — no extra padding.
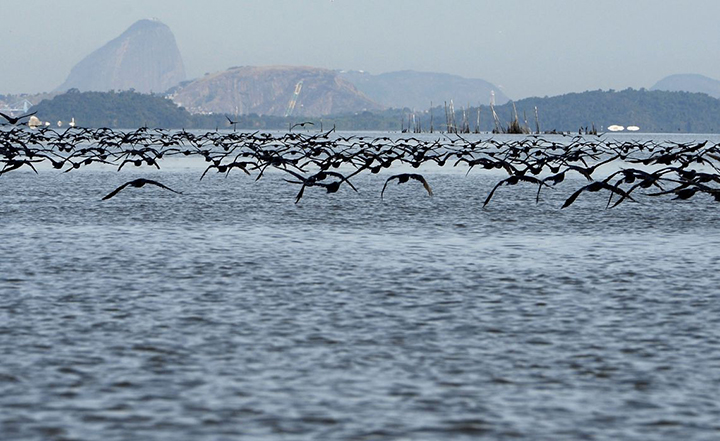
[626,125,640,131]
[607,125,624,132]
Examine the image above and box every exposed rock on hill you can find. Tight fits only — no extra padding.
[338,70,510,110]
[169,66,383,117]
[651,74,720,99]
[57,19,186,94]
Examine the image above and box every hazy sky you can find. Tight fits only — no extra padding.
[2,0,719,99]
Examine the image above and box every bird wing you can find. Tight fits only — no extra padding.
[483,178,509,207]
[645,182,691,197]
[518,175,545,186]
[606,184,638,208]
[294,184,306,204]
[278,168,307,182]
[561,185,589,209]
[380,175,400,199]
[0,161,23,176]
[200,164,216,181]
[411,174,433,197]
[325,171,358,193]
[0,112,14,123]
[102,181,132,200]
[144,179,182,194]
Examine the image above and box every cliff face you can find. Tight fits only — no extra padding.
[339,70,511,109]
[57,19,186,94]
[169,66,383,117]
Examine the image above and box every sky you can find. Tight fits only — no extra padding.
[2,0,720,100]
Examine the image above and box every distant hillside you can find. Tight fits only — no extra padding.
[169,66,383,117]
[391,88,719,133]
[374,88,720,133]
[651,74,720,99]
[339,70,510,110]
[29,88,720,133]
[33,89,193,128]
[489,88,720,133]
[57,19,186,94]
[30,89,321,130]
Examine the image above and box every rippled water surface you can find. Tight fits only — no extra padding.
[2,134,720,440]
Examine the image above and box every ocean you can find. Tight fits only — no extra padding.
[1,131,719,440]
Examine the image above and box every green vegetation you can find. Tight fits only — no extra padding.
[30,88,720,133]
[488,88,720,133]
[33,89,194,128]
[470,88,720,133]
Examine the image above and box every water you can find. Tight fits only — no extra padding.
[2,133,720,440]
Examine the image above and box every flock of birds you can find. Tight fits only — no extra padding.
[2,111,720,207]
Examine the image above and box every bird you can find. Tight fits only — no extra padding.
[561,181,635,209]
[380,173,433,199]
[0,111,37,125]
[280,169,357,203]
[101,178,182,200]
[483,175,546,207]
[289,121,314,131]
[226,115,239,131]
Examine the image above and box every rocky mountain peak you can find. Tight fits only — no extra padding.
[57,19,186,94]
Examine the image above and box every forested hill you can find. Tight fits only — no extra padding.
[33,89,194,128]
[482,88,720,133]
[29,88,720,133]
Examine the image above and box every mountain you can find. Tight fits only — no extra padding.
[57,19,186,94]
[445,88,720,133]
[33,89,193,128]
[338,70,510,110]
[168,65,383,117]
[29,88,720,132]
[650,74,720,99]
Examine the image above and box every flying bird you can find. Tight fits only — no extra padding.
[280,169,357,203]
[226,115,239,131]
[483,175,546,207]
[290,121,314,131]
[381,173,433,199]
[561,181,635,209]
[101,178,182,200]
[0,111,37,125]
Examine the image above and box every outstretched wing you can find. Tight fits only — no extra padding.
[143,179,182,194]
[325,171,358,193]
[561,185,588,209]
[410,174,433,197]
[380,175,400,199]
[101,182,132,200]
[294,184,307,204]
[483,177,510,207]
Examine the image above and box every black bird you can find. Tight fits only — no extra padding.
[280,169,357,203]
[561,181,635,209]
[381,173,433,199]
[0,159,42,176]
[289,121,314,131]
[484,175,546,207]
[0,111,37,125]
[101,178,182,200]
[226,115,239,131]
[644,181,700,200]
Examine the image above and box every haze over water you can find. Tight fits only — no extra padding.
[1,132,719,440]
[3,1,720,98]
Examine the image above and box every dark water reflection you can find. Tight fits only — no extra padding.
[1,167,720,440]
